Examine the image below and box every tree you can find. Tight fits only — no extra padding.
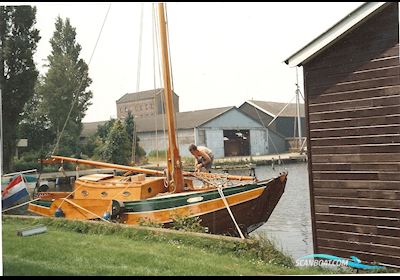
[101,120,130,165]
[82,118,115,159]
[39,16,92,156]
[123,111,145,163]
[97,119,116,141]
[17,80,54,155]
[124,111,135,146]
[0,6,40,172]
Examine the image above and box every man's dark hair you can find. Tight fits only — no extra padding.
[189,144,197,152]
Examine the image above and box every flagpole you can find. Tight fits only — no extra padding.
[0,88,3,179]
[0,88,3,276]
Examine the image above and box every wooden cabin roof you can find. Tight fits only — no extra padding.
[284,2,389,67]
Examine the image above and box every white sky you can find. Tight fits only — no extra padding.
[25,2,363,122]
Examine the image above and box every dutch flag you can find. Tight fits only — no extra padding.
[2,175,29,209]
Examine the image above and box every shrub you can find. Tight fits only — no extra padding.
[170,215,209,234]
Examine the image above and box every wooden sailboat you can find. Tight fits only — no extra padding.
[28,3,287,237]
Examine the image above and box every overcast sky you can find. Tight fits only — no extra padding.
[21,2,364,122]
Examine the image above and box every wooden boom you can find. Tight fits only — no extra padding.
[48,155,255,181]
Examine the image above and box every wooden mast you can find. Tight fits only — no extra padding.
[157,3,185,193]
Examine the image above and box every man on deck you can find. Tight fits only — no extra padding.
[188,144,214,172]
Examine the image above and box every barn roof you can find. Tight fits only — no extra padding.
[80,120,107,138]
[81,107,235,136]
[284,2,389,67]
[135,106,234,132]
[242,100,305,118]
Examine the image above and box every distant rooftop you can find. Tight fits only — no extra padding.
[116,88,178,104]
[244,100,305,118]
[80,120,108,138]
[81,106,235,136]
[135,106,234,132]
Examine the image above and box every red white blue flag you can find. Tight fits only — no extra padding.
[2,175,29,209]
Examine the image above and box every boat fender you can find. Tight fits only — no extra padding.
[111,200,125,218]
[103,212,111,220]
[54,208,64,218]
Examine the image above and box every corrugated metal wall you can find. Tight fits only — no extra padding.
[201,108,282,158]
[303,3,400,266]
[138,129,195,157]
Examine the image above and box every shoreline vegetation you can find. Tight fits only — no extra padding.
[11,150,301,174]
[1,215,360,276]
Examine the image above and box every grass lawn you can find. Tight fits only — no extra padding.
[2,216,353,276]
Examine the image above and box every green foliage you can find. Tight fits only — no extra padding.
[124,111,135,144]
[100,120,131,165]
[17,81,55,156]
[147,149,167,158]
[147,150,193,168]
[91,136,106,160]
[13,150,41,172]
[97,119,116,141]
[83,116,146,164]
[39,16,92,156]
[123,111,146,163]
[181,156,195,167]
[79,135,95,158]
[170,215,209,233]
[245,234,295,268]
[137,217,163,228]
[1,5,40,172]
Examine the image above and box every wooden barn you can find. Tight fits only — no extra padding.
[285,2,400,267]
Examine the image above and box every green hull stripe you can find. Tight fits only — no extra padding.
[30,200,52,208]
[29,180,275,213]
[123,182,266,213]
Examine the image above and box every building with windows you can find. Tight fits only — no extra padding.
[116,88,179,119]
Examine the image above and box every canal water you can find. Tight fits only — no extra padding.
[252,162,313,261]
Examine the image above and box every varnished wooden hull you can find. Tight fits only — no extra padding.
[28,173,287,237]
[198,174,287,236]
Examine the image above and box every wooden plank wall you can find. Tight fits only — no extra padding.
[303,3,400,267]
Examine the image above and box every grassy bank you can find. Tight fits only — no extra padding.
[2,216,337,276]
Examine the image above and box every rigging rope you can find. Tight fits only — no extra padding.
[63,198,111,223]
[152,3,167,163]
[2,198,40,213]
[152,5,159,164]
[51,3,112,156]
[136,3,144,93]
[252,103,287,169]
[191,173,245,239]
[164,4,181,149]
[131,3,145,164]
[266,96,295,127]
